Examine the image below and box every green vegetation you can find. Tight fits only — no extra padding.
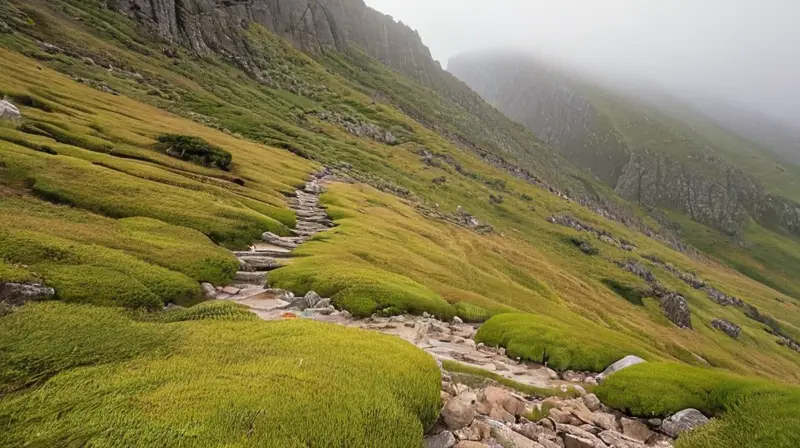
[596,363,800,448]
[0,1,797,445]
[0,302,441,447]
[475,313,649,372]
[156,134,233,171]
[601,278,647,306]
[442,360,580,399]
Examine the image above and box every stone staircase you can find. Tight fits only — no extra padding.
[203,171,334,300]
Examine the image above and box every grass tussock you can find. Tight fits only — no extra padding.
[595,362,800,448]
[0,302,441,447]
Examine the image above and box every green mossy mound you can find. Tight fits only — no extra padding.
[596,362,800,448]
[475,313,649,372]
[0,302,441,447]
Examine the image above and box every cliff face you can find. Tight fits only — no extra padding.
[450,51,800,238]
[449,53,629,186]
[108,0,442,85]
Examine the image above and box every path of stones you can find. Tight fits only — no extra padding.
[204,174,688,448]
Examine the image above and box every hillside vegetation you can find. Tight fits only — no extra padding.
[0,0,798,446]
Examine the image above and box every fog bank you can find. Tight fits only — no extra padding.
[366,0,800,129]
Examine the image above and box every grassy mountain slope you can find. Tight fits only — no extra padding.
[449,51,800,301]
[0,1,798,446]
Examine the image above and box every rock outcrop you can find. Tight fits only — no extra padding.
[109,0,443,87]
[0,282,55,306]
[711,319,741,339]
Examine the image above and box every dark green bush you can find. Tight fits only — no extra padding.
[156,134,233,171]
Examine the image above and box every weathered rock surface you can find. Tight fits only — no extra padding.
[425,430,457,448]
[660,409,709,437]
[442,398,476,430]
[711,319,741,338]
[0,99,21,120]
[0,282,55,305]
[659,293,692,329]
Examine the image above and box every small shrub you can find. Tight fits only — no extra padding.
[156,300,257,323]
[156,134,232,171]
[601,278,646,306]
[569,237,600,255]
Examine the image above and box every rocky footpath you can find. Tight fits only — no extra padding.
[201,169,335,303]
[240,292,708,448]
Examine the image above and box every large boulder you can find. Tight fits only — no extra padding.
[596,356,645,383]
[0,282,55,306]
[660,409,709,437]
[441,398,476,430]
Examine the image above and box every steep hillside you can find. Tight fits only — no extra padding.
[1,1,799,446]
[450,51,800,298]
[449,51,800,238]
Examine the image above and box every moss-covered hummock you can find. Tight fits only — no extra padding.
[0,302,441,447]
[595,362,800,448]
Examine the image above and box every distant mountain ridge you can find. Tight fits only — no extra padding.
[449,50,800,239]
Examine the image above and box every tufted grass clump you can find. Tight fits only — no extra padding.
[156,300,258,323]
[475,313,648,372]
[595,362,800,448]
[156,134,233,171]
[0,302,441,447]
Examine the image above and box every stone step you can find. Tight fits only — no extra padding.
[291,229,320,237]
[237,256,287,271]
[295,223,329,232]
[262,232,306,248]
[233,249,293,258]
[234,271,268,284]
[302,216,333,224]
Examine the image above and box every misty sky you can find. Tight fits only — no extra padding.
[365,0,800,127]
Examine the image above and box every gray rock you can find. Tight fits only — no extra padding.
[597,430,646,448]
[597,356,646,383]
[582,394,601,412]
[660,292,692,329]
[0,99,21,121]
[315,298,331,309]
[711,319,741,338]
[0,282,55,306]
[660,409,709,437]
[201,282,216,298]
[452,316,464,324]
[425,430,456,448]
[441,398,475,430]
[304,291,322,308]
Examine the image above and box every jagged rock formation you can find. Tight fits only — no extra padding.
[449,51,800,238]
[109,0,442,84]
